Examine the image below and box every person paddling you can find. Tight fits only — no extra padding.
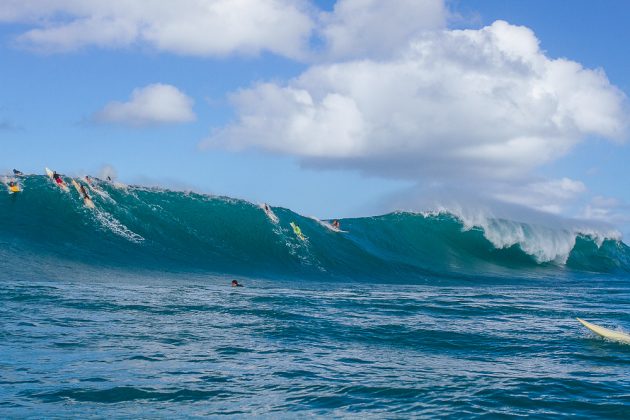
[8,180,19,193]
[53,172,64,186]
[79,184,90,200]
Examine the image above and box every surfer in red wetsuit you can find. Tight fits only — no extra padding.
[53,172,63,185]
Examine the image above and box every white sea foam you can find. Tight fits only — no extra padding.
[93,209,144,243]
[423,204,621,264]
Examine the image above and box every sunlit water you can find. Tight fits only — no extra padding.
[2,270,629,418]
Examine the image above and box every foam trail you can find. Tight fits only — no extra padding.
[93,209,144,243]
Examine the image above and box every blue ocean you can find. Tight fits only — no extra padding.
[2,176,629,418]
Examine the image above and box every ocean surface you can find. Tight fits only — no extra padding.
[1,175,629,418]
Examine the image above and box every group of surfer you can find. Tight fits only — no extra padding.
[51,171,92,201]
[8,168,343,241]
[264,202,341,235]
[5,169,110,210]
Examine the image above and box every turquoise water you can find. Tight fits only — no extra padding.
[1,176,629,417]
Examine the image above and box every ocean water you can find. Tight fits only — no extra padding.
[1,176,629,418]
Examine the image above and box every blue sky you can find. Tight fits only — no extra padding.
[1,0,629,237]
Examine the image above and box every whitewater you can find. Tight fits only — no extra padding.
[1,175,629,417]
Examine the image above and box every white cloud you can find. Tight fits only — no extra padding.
[492,177,587,214]
[94,84,195,126]
[205,20,629,181]
[1,0,446,60]
[318,0,446,60]
[3,0,314,58]
[582,196,630,223]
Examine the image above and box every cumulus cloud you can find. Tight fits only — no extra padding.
[94,84,195,126]
[205,20,629,181]
[2,0,314,58]
[1,0,448,61]
[318,0,446,60]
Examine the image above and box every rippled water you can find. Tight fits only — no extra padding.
[2,269,629,418]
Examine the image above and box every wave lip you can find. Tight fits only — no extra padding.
[1,175,628,279]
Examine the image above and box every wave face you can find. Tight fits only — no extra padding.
[1,175,629,280]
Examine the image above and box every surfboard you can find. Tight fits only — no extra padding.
[71,179,95,209]
[3,177,20,194]
[45,167,69,192]
[324,221,347,233]
[260,203,279,224]
[290,222,306,241]
[577,318,630,345]
[308,216,348,233]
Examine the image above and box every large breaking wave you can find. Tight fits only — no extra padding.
[1,175,629,281]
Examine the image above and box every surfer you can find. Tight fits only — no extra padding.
[332,220,340,229]
[79,184,90,200]
[53,172,64,186]
[8,180,19,193]
[13,169,23,176]
[85,175,93,185]
[231,280,243,287]
[264,203,271,212]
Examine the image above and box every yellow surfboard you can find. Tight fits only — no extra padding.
[577,318,630,345]
[290,222,306,241]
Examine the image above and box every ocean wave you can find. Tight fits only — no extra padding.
[1,175,628,280]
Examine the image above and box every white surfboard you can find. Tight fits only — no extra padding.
[45,167,69,192]
[309,216,347,233]
[324,221,347,233]
[577,318,630,345]
[260,203,279,223]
